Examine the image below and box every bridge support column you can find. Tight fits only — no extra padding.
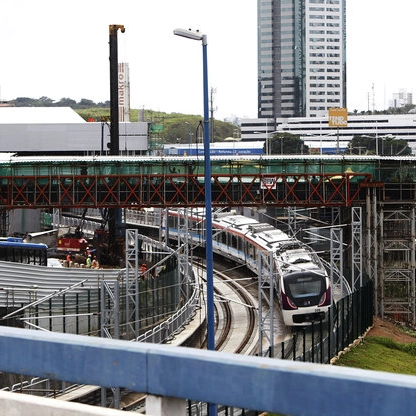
[146,395,186,416]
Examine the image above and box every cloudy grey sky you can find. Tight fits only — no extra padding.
[0,0,415,119]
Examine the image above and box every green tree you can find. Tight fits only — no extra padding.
[56,97,77,107]
[144,111,238,144]
[13,96,55,106]
[13,97,38,106]
[380,137,412,156]
[344,135,372,155]
[38,96,54,106]
[267,132,308,155]
[77,98,96,108]
[346,135,411,156]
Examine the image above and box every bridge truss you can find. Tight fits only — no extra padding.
[0,171,371,210]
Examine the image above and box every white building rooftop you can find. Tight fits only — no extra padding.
[0,107,85,123]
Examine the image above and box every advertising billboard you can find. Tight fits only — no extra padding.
[328,108,348,128]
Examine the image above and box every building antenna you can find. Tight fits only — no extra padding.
[372,83,375,113]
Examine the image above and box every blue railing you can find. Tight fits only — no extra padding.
[1,326,416,415]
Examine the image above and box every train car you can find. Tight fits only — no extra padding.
[168,209,331,326]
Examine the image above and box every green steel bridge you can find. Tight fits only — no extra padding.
[1,153,415,210]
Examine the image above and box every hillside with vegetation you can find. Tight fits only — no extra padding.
[334,317,416,374]
[8,96,240,144]
[266,318,416,415]
[75,108,239,144]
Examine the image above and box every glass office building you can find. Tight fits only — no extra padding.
[258,0,346,119]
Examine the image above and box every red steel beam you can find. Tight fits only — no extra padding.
[0,172,373,209]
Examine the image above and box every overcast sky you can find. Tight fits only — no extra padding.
[0,0,415,120]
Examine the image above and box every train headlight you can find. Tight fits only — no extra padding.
[281,291,297,310]
[318,288,331,307]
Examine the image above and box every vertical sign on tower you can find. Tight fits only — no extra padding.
[118,63,131,122]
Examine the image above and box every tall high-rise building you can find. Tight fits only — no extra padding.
[390,89,413,109]
[257,0,346,119]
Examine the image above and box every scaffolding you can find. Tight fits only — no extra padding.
[257,250,276,358]
[378,206,416,324]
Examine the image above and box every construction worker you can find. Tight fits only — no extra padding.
[92,256,99,269]
[141,263,147,278]
[66,252,72,263]
[86,255,92,268]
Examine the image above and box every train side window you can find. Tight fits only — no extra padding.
[247,241,254,258]
[231,235,237,249]
[221,232,226,245]
[212,227,217,242]
[240,236,245,253]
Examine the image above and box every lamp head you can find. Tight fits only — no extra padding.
[174,28,207,44]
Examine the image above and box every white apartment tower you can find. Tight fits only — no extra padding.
[391,90,413,108]
[258,0,346,118]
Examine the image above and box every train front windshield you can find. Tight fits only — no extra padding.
[284,272,326,307]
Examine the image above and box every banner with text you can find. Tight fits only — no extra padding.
[328,108,348,127]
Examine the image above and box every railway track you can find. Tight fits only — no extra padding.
[54,258,260,410]
[205,265,259,354]
[99,261,261,411]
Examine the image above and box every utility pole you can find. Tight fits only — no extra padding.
[210,87,216,143]
[108,24,125,262]
[109,24,125,155]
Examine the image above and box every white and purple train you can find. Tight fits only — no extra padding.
[168,209,331,326]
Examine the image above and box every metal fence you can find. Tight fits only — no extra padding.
[273,281,374,363]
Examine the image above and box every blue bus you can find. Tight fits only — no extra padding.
[0,237,48,266]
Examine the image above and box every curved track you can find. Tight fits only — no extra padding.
[210,267,258,354]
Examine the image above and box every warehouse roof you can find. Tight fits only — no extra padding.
[0,107,85,123]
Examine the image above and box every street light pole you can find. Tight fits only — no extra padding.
[265,119,269,155]
[361,134,393,155]
[185,122,192,155]
[174,29,215,355]
[305,132,335,155]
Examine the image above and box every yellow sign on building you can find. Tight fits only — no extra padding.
[328,108,348,127]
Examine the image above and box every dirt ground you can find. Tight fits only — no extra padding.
[366,316,416,344]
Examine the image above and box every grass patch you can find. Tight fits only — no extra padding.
[401,327,416,338]
[334,336,416,375]
[263,329,416,415]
